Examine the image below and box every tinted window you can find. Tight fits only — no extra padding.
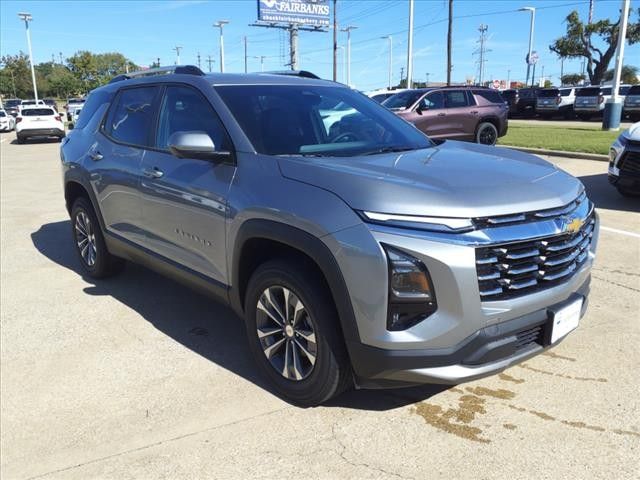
[371,93,392,103]
[0,111,6,117]
[421,91,444,109]
[382,90,425,109]
[216,84,432,156]
[473,89,504,104]
[619,86,630,95]
[105,87,158,146]
[5,100,21,107]
[627,85,640,95]
[601,87,612,95]
[21,101,36,106]
[75,90,111,130]
[22,108,55,116]
[444,90,469,108]
[502,90,517,99]
[156,85,231,151]
[538,89,559,98]
[577,87,601,96]
[560,89,573,96]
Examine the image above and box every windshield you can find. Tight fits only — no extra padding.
[5,100,21,107]
[68,98,84,104]
[382,90,425,109]
[22,108,54,116]
[216,84,432,157]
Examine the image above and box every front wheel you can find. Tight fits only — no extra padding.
[476,122,498,145]
[70,197,124,278]
[244,260,352,406]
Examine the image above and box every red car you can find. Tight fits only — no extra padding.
[383,87,508,145]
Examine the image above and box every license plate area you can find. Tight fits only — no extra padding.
[547,298,583,344]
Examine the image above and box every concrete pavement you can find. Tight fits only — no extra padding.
[1,132,638,479]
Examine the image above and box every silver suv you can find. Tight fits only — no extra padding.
[61,66,599,406]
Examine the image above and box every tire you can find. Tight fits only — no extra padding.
[16,135,25,144]
[541,114,553,120]
[70,197,124,278]
[578,114,591,121]
[244,259,352,406]
[476,122,498,146]
[617,186,640,198]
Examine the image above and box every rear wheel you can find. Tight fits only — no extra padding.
[476,122,498,145]
[244,259,351,406]
[70,197,124,278]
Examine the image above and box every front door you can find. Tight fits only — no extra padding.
[411,91,448,139]
[138,84,236,284]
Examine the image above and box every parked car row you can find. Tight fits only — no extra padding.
[375,86,508,145]
[501,85,639,121]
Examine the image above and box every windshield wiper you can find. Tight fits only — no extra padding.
[363,146,415,156]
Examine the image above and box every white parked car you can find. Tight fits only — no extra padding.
[16,106,65,143]
[0,109,16,131]
[65,97,85,121]
[574,85,630,120]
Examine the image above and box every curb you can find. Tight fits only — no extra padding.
[497,145,608,162]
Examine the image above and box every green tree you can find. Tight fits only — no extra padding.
[67,51,139,92]
[0,52,34,98]
[561,73,586,85]
[603,64,639,84]
[550,8,640,85]
[544,79,553,88]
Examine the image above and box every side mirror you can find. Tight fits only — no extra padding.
[168,131,232,162]
[415,103,426,115]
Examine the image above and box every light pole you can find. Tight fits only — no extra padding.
[603,0,631,130]
[406,0,415,88]
[18,12,38,102]
[519,7,535,88]
[173,46,182,65]
[381,36,393,89]
[213,20,229,73]
[338,46,346,83]
[252,55,266,72]
[507,69,511,89]
[341,25,357,87]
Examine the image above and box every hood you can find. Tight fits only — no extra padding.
[278,141,583,218]
[623,122,640,141]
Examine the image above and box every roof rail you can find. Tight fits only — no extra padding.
[261,70,321,79]
[109,65,205,84]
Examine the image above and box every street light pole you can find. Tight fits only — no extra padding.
[406,0,414,89]
[213,20,229,73]
[520,7,536,88]
[341,25,357,87]
[338,46,346,83]
[253,55,266,72]
[18,12,38,102]
[173,46,182,65]
[603,0,630,131]
[381,36,392,89]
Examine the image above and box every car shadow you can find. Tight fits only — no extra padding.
[31,220,448,411]
[10,137,61,145]
[578,173,640,213]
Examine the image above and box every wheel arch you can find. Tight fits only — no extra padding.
[230,219,361,346]
[64,175,106,231]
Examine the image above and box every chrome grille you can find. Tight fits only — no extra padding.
[474,191,587,228]
[620,151,640,175]
[475,214,595,301]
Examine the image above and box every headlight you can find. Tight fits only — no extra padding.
[360,211,473,233]
[384,245,437,331]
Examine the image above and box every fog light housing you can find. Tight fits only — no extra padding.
[384,245,437,331]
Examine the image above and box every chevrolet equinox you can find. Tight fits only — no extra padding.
[61,66,599,406]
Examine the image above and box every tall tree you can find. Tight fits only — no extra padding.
[561,73,586,86]
[604,64,639,84]
[549,8,640,85]
[0,52,34,98]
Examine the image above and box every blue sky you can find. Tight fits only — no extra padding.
[1,0,637,91]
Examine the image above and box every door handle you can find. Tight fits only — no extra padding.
[143,167,164,179]
[89,151,103,161]
[470,110,479,115]
[437,112,446,117]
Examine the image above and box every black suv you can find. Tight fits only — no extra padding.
[502,88,539,117]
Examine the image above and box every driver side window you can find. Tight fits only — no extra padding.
[156,85,231,151]
[419,91,444,110]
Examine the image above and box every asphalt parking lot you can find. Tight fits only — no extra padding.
[1,131,638,479]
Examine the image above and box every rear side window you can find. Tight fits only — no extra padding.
[155,85,231,151]
[104,86,158,147]
[473,89,504,104]
[560,89,573,96]
[601,87,612,95]
[75,90,111,130]
[444,90,469,108]
[627,85,640,95]
[577,87,600,96]
[22,108,54,116]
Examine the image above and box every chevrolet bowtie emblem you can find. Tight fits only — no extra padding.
[564,217,584,234]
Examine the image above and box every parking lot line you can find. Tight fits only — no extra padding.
[600,226,640,239]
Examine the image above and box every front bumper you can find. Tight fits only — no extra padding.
[350,282,589,387]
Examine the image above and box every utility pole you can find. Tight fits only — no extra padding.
[59,52,63,65]
[289,25,299,70]
[474,24,489,86]
[341,25,357,86]
[18,12,38,102]
[213,20,229,73]
[206,55,214,72]
[426,72,430,86]
[400,66,405,86]
[406,0,414,89]
[507,69,511,88]
[540,64,545,86]
[243,36,248,73]
[333,0,337,81]
[173,46,182,65]
[381,36,393,89]
[197,52,201,69]
[520,7,536,87]
[337,46,346,82]
[253,55,266,72]
[603,0,630,130]
[156,57,161,67]
[447,0,453,85]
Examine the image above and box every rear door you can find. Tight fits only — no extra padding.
[442,90,475,140]
[93,85,160,246]
[138,84,236,284]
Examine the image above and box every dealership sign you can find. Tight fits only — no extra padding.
[257,0,330,27]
